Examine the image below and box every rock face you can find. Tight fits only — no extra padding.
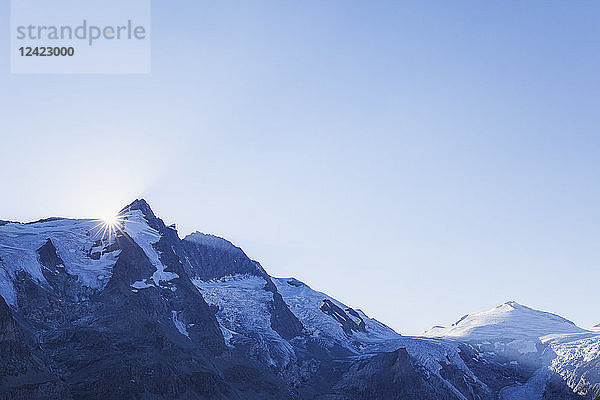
[0,200,597,399]
[311,348,490,400]
[0,295,71,400]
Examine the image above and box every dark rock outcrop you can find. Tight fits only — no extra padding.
[320,299,366,336]
[37,239,64,270]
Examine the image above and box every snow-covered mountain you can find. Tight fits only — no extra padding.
[0,200,598,400]
[425,301,588,355]
[427,302,600,400]
[426,301,586,341]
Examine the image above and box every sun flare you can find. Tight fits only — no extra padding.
[94,213,124,241]
[103,214,120,227]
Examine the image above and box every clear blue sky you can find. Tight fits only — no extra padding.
[1,1,599,334]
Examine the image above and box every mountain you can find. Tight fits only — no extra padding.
[428,302,600,400]
[0,199,598,399]
[426,301,587,354]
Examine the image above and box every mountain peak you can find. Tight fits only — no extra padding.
[497,301,534,313]
[119,199,166,231]
[503,300,522,308]
[121,199,155,218]
[425,302,587,342]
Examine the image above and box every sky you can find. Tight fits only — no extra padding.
[0,1,599,335]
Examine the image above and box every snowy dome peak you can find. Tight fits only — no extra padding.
[425,302,587,342]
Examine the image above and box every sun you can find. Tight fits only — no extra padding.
[103,214,120,227]
[93,213,124,241]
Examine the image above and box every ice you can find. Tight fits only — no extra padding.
[193,274,296,368]
[193,274,274,335]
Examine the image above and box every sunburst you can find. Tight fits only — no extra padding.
[92,213,125,242]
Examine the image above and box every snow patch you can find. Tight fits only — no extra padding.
[171,310,189,338]
[131,280,154,290]
[220,325,237,348]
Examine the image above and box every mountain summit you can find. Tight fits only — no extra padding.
[425,301,587,342]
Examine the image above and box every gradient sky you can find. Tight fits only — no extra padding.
[1,1,599,334]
